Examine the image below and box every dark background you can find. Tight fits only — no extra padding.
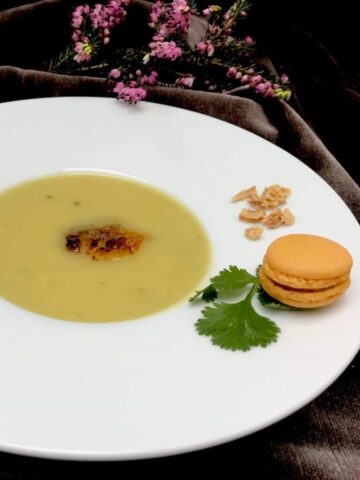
[218,0,360,182]
[0,0,359,180]
[250,0,360,184]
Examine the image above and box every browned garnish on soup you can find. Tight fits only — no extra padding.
[66,225,144,260]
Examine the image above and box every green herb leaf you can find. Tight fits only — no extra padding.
[257,285,299,311]
[210,266,257,292]
[189,266,256,303]
[201,285,218,302]
[191,265,284,352]
[196,290,280,351]
[189,284,218,303]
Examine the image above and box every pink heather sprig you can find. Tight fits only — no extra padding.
[135,69,159,86]
[56,0,292,105]
[149,0,192,41]
[71,0,129,62]
[227,67,291,99]
[71,4,90,42]
[110,68,158,103]
[175,75,195,88]
[90,0,129,44]
[149,41,182,60]
[221,0,248,37]
[167,0,191,33]
[203,0,249,48]
[149,0,166,28]
[113,82,147,103]
[71,4,90,30]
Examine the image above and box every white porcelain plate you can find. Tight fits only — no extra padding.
[0,97,359,460]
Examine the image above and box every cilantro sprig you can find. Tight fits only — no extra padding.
[189,266,257,302]
[190,265,290,352]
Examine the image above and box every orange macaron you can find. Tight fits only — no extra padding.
[259,234,353,308]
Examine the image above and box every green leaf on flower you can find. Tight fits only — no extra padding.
[196,294,280,352]
[210,265,257,292]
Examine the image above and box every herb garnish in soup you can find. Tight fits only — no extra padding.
[0,173,211,322]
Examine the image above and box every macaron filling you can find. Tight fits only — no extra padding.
[259,266,350,308]
[262,260,349,290]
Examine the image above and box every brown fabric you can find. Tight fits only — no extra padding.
[0,0,359,478]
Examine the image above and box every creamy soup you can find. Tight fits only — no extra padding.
[0,174,211,322]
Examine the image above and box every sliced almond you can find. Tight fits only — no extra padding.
[245,226,264,240]
[239,208,266,222]
[282,208,295,225]
[231,185,257,202]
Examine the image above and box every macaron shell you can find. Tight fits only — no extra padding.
[265,234,353,280]
[259,267,351,309]
[262,259,349,290]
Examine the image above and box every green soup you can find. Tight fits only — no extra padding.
[0,174,211,322]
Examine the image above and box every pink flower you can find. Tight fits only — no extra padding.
[109,68,121,79]
[140,71,159,86]
[254,81,275,97]
[149,41,182,60]
[71,31,80,42]
[262,81,272,90]
[89,0,128,44]
[196,41,206,54]
[150,0,191,39]
[149,0,165,27]
[74,37,93,62]
[167,0,191,34]
[196,40,214,56]
[227,67,237,78]
[71,5,90,29]
[172,0,189,14]
[255,83,267,94]
[202,5,221,16]
[90,4,103,28]
[280,74,289,83]
[264,87,275,97]
[152,24,168,42]
[113,82,147,103]
[244,36,253,44]
[249,74,262,87]
[175,75,195,88]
